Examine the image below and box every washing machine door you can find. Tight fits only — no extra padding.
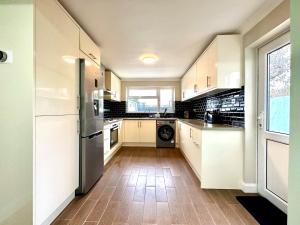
[158,125,175,141]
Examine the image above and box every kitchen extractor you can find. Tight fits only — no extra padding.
[77,55,104,194]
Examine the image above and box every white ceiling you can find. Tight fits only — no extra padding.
[59,0,280,79]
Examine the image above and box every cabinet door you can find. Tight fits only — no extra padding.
[80,29,101,65]
[139,120,156,143]
[104,126,110,155]
[196,54,208,93]
[35,115,79,225]
[179,122,190,155]
[181,75,188,101]
[36,0,79,116]
[123,120,139,142]
[206,40,218,89]
[190,127,202,178]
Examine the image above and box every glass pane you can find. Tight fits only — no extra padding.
[160,89,174,113]
[127,98,158,113]
[128,89,157,97]
[267,44,290,134]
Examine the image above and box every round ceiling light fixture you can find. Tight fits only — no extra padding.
[140,54,159,64]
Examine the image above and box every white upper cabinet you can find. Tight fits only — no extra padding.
[181,34,241,101]
[79,29,101,65]
[181,63,197,101]
[105,71,121,102]
[35,0,80,116]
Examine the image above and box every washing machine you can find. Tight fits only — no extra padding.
[156,119,176,148]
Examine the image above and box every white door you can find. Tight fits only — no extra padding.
[258,32,290,213]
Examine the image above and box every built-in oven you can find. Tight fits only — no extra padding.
[110,122,119,148]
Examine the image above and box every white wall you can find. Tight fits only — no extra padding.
[0,1,34,224]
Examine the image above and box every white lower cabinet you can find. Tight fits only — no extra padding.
[123,120,156,145]
[178,121,243,189]
[104,125,110,156]
[35,115,79,225]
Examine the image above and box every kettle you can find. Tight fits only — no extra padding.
[204,110,220,124]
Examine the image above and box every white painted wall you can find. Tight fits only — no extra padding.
[0,1,34,224]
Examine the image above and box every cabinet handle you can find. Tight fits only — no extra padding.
[194,84,198,93]
[207,76,211,87]
[77,120,80,134]
[89,53,97,60]
[190,128,192,138]
[77,96,80,110]
[182,91,185,99]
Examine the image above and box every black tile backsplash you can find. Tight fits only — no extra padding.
[104,88,245,127]
[104,100,175,118]
[191,88,245,127]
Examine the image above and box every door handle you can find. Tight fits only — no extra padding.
[258,111,264,129]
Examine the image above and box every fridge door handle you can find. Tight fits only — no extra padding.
[88,131,103,139]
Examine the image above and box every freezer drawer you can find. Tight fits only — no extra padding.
[78,131,103,194]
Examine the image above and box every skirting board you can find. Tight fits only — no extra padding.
[41,192,75,225]
[122,142,156,147]
[241,181,258,193]
[104,144,122,166]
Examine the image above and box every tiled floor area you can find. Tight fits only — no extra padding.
[52,147,258,225]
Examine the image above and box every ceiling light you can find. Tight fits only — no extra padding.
[140,54,158,64]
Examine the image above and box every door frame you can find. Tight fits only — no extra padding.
[257,31,290,213]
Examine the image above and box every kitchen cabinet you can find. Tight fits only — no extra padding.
[79,29,101,65]
[104,120,124,165]
[123,120,156,145]
[178,122,202,178]
[178,121,243,189]
[35,115,79,225]
[104,124,111,156]
[105,71,121,101]
[181,34,241,101]
[181,63,197,101]
[35,0,80,116]
[34,0,101,224]
[139,120,156,143]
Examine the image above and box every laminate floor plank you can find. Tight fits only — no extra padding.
[52,147,258,225]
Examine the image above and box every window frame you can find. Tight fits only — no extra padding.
[126,86,175,113]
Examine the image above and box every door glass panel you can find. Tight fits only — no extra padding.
[267,44,291,134]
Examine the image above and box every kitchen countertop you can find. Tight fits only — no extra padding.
[105,117,243,130]
[122,117,177,121]
[178,119,244,130]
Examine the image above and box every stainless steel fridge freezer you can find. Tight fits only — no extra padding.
[77,56,104,194]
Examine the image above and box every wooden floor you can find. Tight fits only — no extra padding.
[53,147,258,225]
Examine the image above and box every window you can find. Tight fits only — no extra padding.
[267,43,291,134]
[126,87,175,113]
